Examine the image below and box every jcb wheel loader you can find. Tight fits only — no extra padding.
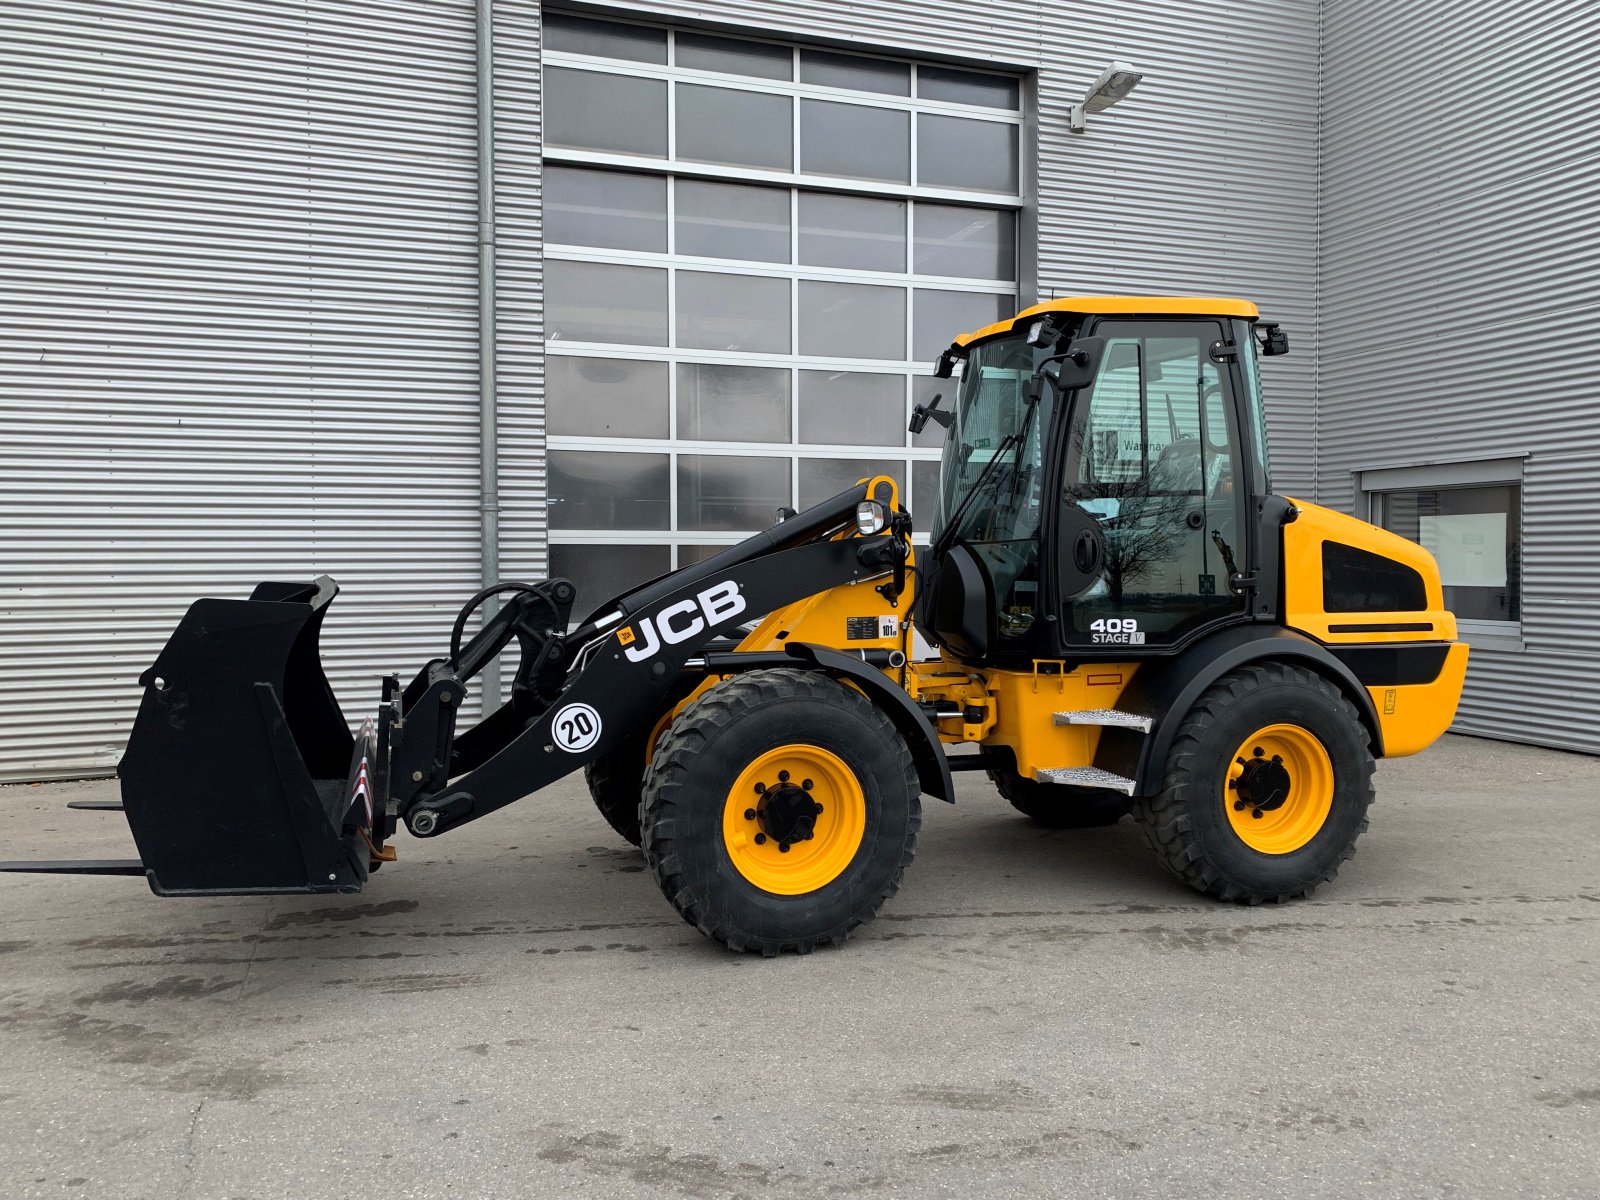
[3,297,1469,956]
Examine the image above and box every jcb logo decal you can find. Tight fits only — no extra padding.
[623,580,746,662]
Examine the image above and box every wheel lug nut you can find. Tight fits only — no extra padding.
[1272,755,1283,764]
[801,779,813,790]
[777,770,790,783]
[754,833,767,845]
[1251,809,1263,819]
[778,842,790,853]
[744,808,757,821]
[1253,747,1265,757]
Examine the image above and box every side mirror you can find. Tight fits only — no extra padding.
[1037,335,1106,394]
[909,391,954,435]
[1254,320,1290,357]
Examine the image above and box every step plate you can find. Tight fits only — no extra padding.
[1053,708,1153,733]
[1035,766,1137,795]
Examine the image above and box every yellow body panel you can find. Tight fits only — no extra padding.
[1282,499,1458,644]
[1367,641,1470,757]
[909,656,1141,780]
[953,295,1260,349]
[1283,498,1467,758]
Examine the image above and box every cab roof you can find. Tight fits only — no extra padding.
[951,295,1261,349]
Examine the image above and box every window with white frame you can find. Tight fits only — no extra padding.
[1363,458,1524,646]
[540,12,1024,609]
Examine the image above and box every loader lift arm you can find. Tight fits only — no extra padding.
[391,491,937,842]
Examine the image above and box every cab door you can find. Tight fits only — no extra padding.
[1053,318,1250,651]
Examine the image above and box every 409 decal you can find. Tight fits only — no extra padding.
[1090,617,1145,645]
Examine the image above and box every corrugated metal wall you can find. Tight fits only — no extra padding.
[0,0,485,781]
[1040,0,1323,497]
[1319,0,1600,753]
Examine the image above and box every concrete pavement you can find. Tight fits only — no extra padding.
[1,734,1596,1198]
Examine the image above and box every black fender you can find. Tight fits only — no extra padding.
[1093,624,1384,795]
[700,643,956,804]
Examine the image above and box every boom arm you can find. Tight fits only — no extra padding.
[387,481,912,839]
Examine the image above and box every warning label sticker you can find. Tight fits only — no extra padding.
[846,616,899,640]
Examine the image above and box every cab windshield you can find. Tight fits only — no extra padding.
[934,333,1051,545]
[932,331,1056,637]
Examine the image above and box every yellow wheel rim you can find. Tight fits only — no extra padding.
[721,744,866,896]
[1224,724,1334,855]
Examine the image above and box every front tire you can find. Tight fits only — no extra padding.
[1133,663,1375,903]
[640,668,921,956]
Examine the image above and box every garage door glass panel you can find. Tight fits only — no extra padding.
[677,364,791,443]
[798,192,905,272]
[917,65,1019,109]
[549,450,671,530]
[543,13,667,64]
[676,85,793,171]
[545,166,666,253]
[799,49,909,96]
[912,459,941,522]
[675,32,793,80]
[916,115,1018,193]
[677,271,791,353]
[545,68,667,158]
[800,100,910,183]
[679,455,792,530]
[546,260,668,346]
[798,281,905,360]
[675,180,791,263]
[547,356,669,438]
[914,205,1015,280]
[798,371,905,446]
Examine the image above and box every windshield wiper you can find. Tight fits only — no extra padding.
[932,429,1020,558]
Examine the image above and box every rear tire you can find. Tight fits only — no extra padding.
[640,668,920,956]
[585,692,686,847]
[988,753,1132,828]
[1133,663,1375,903]
[584,740,647,847]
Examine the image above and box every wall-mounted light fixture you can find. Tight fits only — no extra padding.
[1069,60,1144,133]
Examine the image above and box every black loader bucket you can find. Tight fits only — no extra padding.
[1,577,384,895]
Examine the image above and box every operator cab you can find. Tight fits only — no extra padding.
[920,296,1284,664]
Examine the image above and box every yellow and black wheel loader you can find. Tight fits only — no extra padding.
[3,297,1469,955]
